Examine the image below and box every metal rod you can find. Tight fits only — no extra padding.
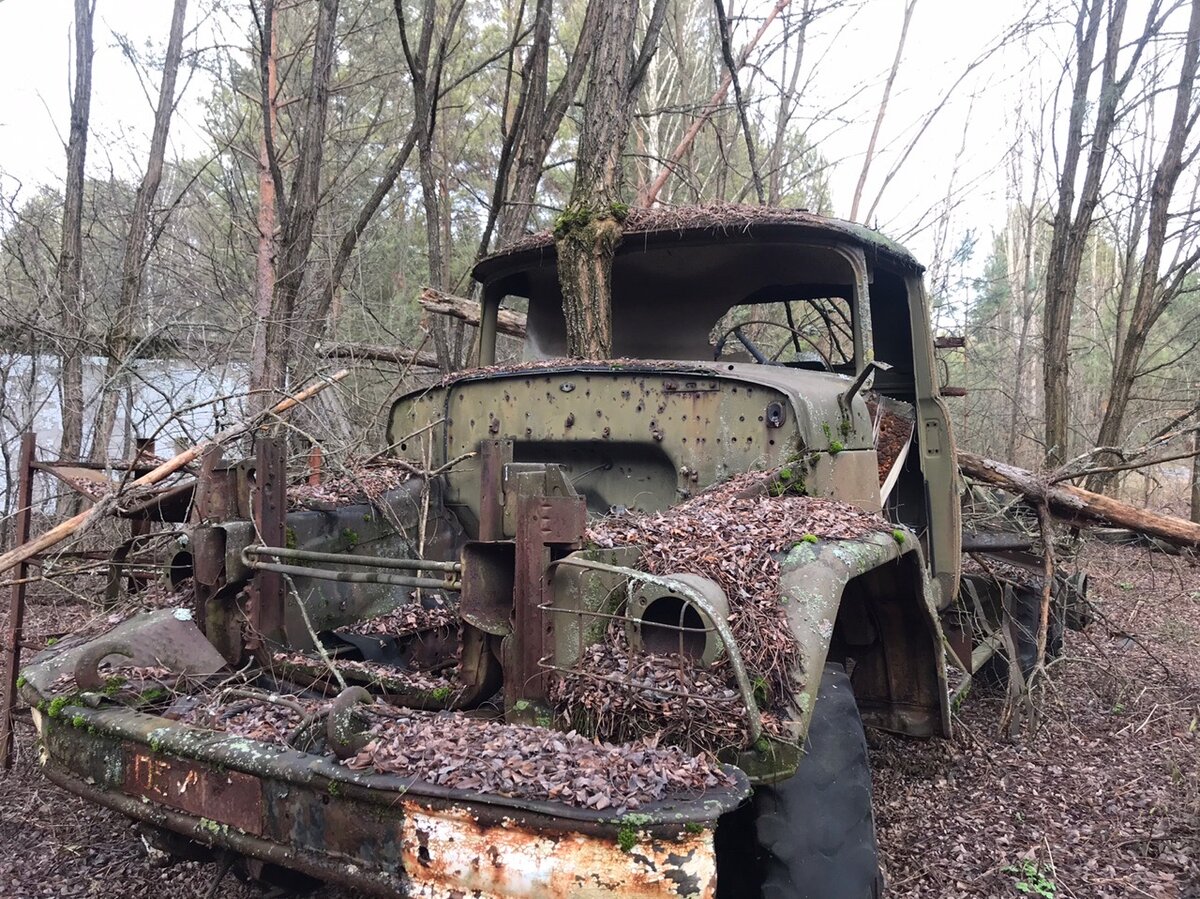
[246,545,460,573]
[244,558,460,591]
[1,432,36,769]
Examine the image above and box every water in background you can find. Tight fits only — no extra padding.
[0,353,245,512]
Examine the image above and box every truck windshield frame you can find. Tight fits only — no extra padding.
[477,238,873,372]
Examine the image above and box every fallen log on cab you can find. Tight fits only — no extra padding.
[418,287,528,338]
[958,451,1200,550]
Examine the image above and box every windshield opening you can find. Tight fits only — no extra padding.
[504,239,864,367]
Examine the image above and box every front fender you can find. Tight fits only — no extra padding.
[777,529,950,742]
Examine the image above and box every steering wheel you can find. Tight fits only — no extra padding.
[712,320,832,370]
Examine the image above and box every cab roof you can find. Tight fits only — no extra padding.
[471,204,924,283]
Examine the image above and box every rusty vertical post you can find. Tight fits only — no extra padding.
[509,470,585,709]
[130,436,155,539]
[307,444,323,487]
[247,437,287,650]
[1,432,37,769]
[477,439,512,541]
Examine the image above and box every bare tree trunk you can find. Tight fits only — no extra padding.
[299,124,419,356]
[249,0,280,414]
[713,0,764,203]
[56,0,96,464]
[640,0,790,207]
[849,0,917,223]
[1191,431,1200,524]
[275,0,340,379]
[397,0,467,371]
[767,0,811,206]
[90,0,188,460]
[1004,189,1041,466]
[484,0,604,252]
[246,0,340,407]
[481,0,552,253]
[1089,0,1200,493]
[556,1,643,358]
[1042,0,1163,468]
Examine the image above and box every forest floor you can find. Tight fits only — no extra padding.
[0,541,1196,899]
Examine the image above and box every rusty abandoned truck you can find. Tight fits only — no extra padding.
[18,207,1074,898]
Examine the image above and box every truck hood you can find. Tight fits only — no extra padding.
[389,359,881,521]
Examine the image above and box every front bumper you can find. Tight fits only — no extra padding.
[32,704,746,898]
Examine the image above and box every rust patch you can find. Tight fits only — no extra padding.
[398,802,716,898]
[124,745,263,835]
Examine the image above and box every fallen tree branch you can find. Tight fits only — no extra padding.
[320,341,441,368]
[0,370,350,577]
[958,451,1200,549]
[1051,444,1200,485]
[418,287,527,338]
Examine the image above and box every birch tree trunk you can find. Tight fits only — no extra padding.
[56,0,96,464]
[248,0,340,407]
[90,0,189,460]
[249,0,280,414]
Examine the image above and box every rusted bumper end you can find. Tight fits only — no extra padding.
[32,705,747,898]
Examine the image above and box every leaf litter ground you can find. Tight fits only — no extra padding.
[1,544,1195,897]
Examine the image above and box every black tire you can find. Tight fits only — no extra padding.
[751,662,882,899]
[978,580,1065,686]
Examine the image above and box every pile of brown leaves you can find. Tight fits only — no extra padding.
[347,704,734,812]
[287,459,412,508]
[869,400,914,485]
[586,470,890,714]
[179,692,324,745]
[549,636,785,754]
[132,578,194,609]
[340,601,457,637]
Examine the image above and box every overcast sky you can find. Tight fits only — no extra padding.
[0,0,1064,279]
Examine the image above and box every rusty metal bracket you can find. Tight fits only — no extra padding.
[246,438,286,651]
[327,686,374,760]
[73,643,134,692]
[477,439,512,540]
[509,468,585,706]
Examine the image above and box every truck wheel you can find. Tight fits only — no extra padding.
[978,580,1064,686]
[752,663,883,899]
